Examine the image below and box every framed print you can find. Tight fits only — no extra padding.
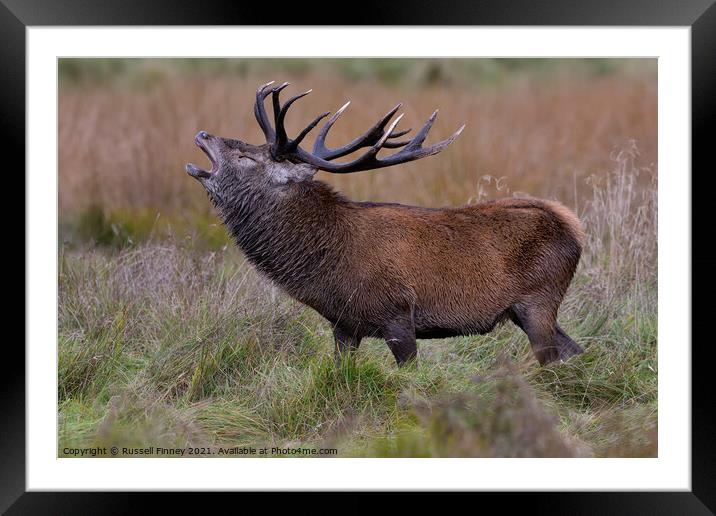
[7,0,715,512]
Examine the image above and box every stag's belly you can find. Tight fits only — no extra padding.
[413,305,512,339]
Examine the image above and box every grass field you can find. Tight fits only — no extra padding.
[58,59,657,457]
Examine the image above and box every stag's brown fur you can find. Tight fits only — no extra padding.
[187,84,584,366]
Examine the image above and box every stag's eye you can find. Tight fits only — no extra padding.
[225,140,245,150]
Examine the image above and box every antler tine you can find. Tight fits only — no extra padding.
[312,101,350,156]
[382,127,413,148]
[313,102,412,161]
[274,89,312,148]
[405,110,439,149]
[270,82,290,126]
[268,85,321,158]
[388,128,411,139]
[291,111,330,149]
[412,122,465,157]
[373,114,405,150]
[254,81,276,142]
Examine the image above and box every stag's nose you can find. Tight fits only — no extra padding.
[197,130,209,140]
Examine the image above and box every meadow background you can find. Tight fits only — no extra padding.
[58,58,657,457]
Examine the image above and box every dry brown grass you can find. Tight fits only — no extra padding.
[59,62,656,219]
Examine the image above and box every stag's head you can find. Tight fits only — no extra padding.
[186,81,465,202]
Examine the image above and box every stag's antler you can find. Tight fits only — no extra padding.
[254,81,464,174]
[312,102,413,160]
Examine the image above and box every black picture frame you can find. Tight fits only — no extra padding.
[5,0,715,512]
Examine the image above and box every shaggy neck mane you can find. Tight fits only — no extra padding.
[215,179,349,292]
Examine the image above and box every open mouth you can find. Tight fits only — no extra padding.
[186,131,217,179]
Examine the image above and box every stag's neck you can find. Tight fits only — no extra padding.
[218,179,348,289]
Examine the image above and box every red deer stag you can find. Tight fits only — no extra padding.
[186,81,584,366]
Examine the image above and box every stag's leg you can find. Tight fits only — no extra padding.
[333,325,362,363]
[555,324,584,361]
[510,302,560,366]
[382,313,417,366]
